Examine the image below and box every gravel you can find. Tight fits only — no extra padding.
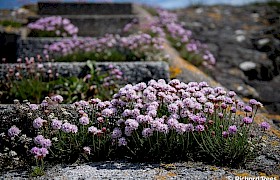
[1,161,262,180]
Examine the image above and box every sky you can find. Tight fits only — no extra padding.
[0,0,267,10]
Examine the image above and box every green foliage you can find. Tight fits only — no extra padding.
[28,30,59,37]
[167,35,204,66]
[55,49,147,62]
[30,159,45,177]
[30,166,45,177]
[1,61,121,103]
[193,115,258,167]
[10,79,51,104]
[0,20,23,28]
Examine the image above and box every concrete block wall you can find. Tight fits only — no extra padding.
[38,2,134,15]
[17,37,61,59]
[0,61,170,84]
[28,15,137,37]
[28,2,138,37]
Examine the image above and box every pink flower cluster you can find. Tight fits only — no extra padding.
[34,135,52,148]
[155,9,216,67]
[33,117,47,129]
[8,126,21,137]
[30,147,49,159]
[28,16,78,37]
[80,79,268,147]
[44,33,165,60]
[30,135,52,159]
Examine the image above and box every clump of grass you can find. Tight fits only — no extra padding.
[0,20,23,28]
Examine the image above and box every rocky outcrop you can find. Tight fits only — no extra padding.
[176,4,280,114]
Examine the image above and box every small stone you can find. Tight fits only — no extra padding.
[236,35,246,42]
[257,38,270,46]
[195,8,203,14]
[235,30,246,35]
[239,61,257,71]
[237,86,244,91]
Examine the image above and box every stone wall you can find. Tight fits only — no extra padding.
[28,15,137,37]
[0,61,169,130]
[17,37,60,59]
[28,2,138,37]
[38,2,133,15]
[0,61,170,84]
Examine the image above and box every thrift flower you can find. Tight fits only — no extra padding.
[249,99,258,106]
[228,125,237,134]
[195,125,205,132]
[8,126,21,137]
[222,131,229,138]
[34,135,45,145]
[33,117,46,129]
[142,128,153,138]
[259,122,270,130]
[244,106,252,112]
[118,137,127,146]
[79,115,90,125]
[111,128,122,139]
[88,126,99,135]
[83,146,91,155]
[51,95,64,103]
[243,117,253,124]
[185,123,194,132]
[41,138,52,148]
[29,104,39,110]
[51,119,62,130]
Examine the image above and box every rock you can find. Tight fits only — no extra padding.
[248,80,280,103]
[257,38,270,46]
[236,35,246,42]
[177,4,280,114]
[0,61,170,84]
[235,29,246,35]
[195,8,204,14]
[239,61,257,71]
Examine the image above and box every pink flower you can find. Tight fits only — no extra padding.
[29,104,39,110]
[118,137,127,146]
[8,126,21,137]
[51,119,62,130]
[83,146,91,155]
[228,125,237,134]
[259,122,270,130]
[51,95,64,103]
[34,135,45,145]
[142,128,153,138]
[222,131,229,138]
[41,139,52,148]
[111,128,122,139]
[30,147,49,158]
[243,117,253,124]
[244,106,252,112]
[79,115,89,125]
[195,125,205,132]
[33,117,46,129]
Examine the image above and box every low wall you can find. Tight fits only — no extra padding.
[0,61,170,84]
[0,61,170,130]
[38,2,134,15]
[17,37,59,59]
[28,15,137,37]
